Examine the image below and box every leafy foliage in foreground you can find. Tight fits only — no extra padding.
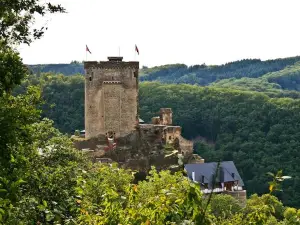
[0,0,65,45]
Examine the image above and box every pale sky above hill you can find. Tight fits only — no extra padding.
[18,0,300,67]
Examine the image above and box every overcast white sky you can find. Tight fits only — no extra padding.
[18,0,300,67]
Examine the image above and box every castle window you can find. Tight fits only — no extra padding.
[89,71,94,81]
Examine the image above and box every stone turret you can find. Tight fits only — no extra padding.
[160,108,173,125]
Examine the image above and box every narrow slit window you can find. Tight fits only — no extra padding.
[89,71,94,81]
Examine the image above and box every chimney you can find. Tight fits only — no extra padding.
[108,56,123,62]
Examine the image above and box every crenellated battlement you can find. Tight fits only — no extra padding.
[84,59,139,70]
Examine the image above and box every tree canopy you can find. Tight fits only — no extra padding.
[0,0,65,46]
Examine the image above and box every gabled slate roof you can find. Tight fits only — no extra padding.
[184,161,244,189]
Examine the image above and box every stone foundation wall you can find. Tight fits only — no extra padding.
[73,125,194,172]
[224,190,247,207]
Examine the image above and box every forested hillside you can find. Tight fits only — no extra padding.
[264,62,300,91]
[15,73,85,133]
[28,56,300,84]
[28,61,84,76]
[16,73,300,207]
[210,62,300,98]
[140,57,300,85]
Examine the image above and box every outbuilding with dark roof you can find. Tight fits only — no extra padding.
[185,161,244,192]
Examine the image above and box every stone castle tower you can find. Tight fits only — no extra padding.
[84,57,139,139]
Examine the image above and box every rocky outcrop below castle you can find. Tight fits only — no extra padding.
[73,124,204,172]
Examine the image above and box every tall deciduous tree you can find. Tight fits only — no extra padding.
[0,0,65,46]
[0,0,65,94]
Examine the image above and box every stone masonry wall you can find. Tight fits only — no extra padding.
[84,60,139,139]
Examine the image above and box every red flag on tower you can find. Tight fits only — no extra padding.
[135,44,139,55]
[86,45,91,54]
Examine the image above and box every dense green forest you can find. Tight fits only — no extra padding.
[139,57,300,85]
[29,61,84,76]
[210,62,300,98]
[3,0,300,224]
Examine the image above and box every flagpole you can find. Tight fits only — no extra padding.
[85,44,87,62]
[134,45,136,61]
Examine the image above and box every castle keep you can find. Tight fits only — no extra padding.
[84,57,139,139]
